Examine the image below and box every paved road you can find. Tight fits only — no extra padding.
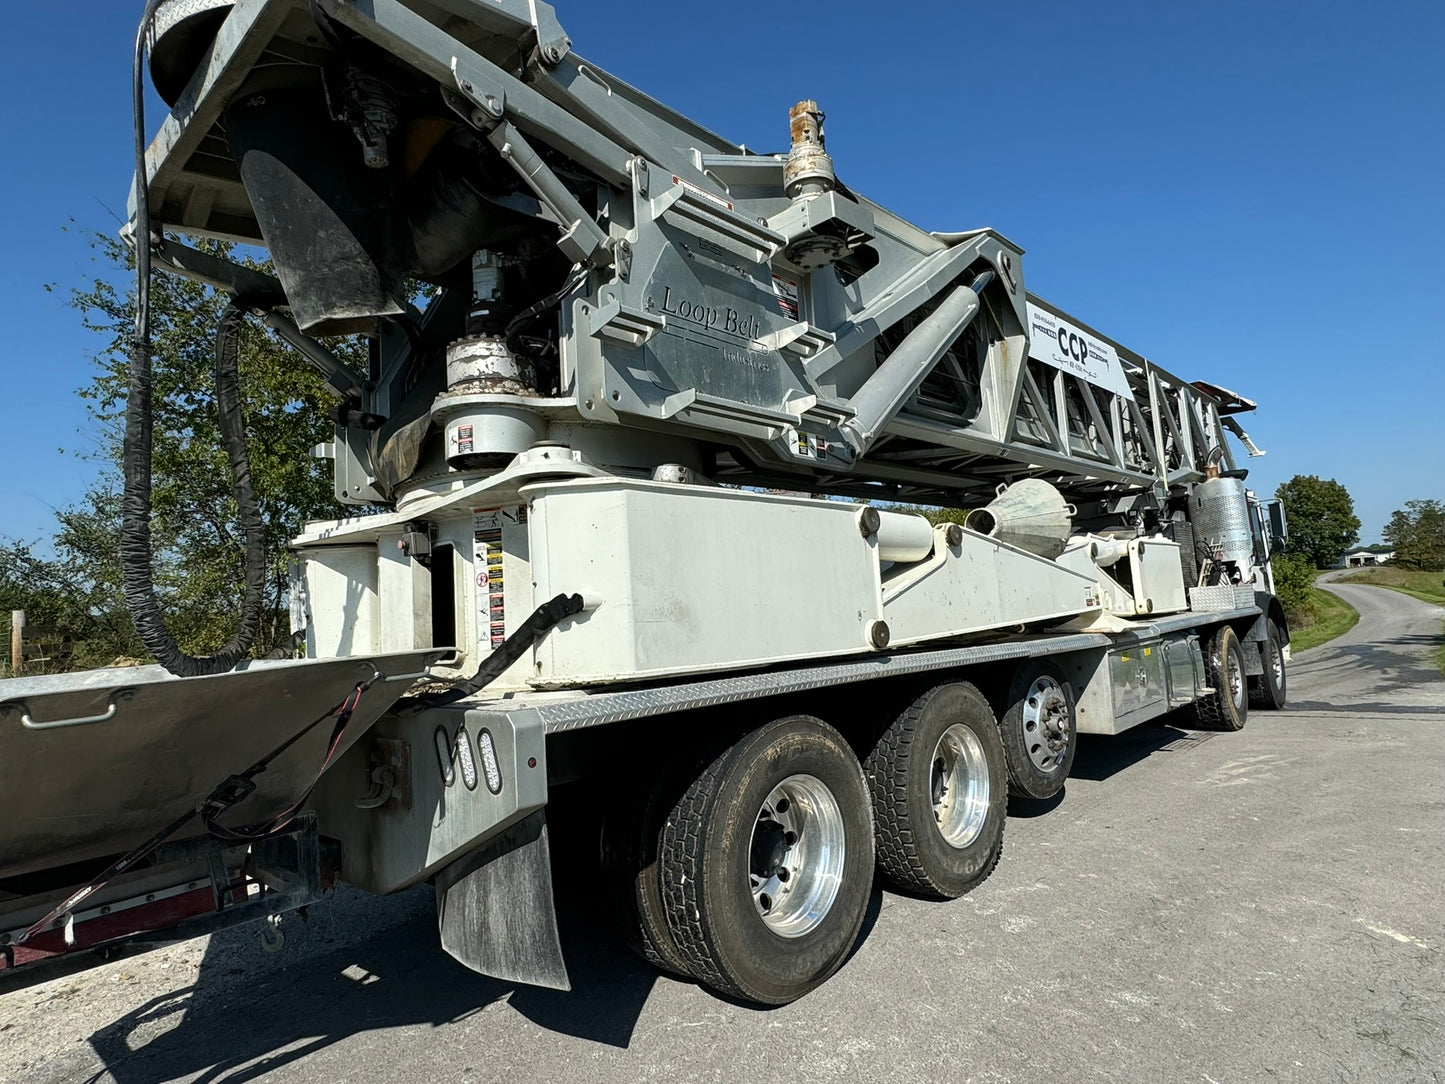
[4,585,1442,1084]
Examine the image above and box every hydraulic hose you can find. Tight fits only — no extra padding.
[122,2,268,676]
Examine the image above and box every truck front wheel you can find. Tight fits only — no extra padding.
[1194,625,1249,731]
[659,716,874,1005]
[864,682,1007,899]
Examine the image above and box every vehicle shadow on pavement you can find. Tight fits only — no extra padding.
[1281,700,1445,714]
[80,873,887,1080]
[1289,633,1445,711]
[1003,719,1217,819]
[82,890,662,1081]
[1063,718,1215,785]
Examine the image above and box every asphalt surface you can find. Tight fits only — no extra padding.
[4,582,1442,1084]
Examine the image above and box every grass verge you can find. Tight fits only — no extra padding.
[1336,566,1445,606]
[1286,581,1361,653]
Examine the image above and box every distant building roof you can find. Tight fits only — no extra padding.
[1343,549,1394,565]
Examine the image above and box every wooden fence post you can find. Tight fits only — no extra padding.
[10,610,23,678]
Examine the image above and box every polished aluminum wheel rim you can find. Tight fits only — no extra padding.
[931,724,990,848]
[749,774,846,938]
[1269,637,1284,687]
[1021,676,1071,772]
[1227,647,1245,707]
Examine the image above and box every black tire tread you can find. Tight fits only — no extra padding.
[1248,623,1287,710]
[658,746,738,996]
[1193,626,1247,731]
[602,777,693,978]
[634,918,688,975]
[864,683,1004,898]
[1246,680,1270,710]
[997,711,1032,801]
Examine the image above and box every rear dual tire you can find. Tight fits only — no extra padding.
[601,765,693,977]
[864,682,1007,900]
[615,687,1011,1004]
[657,716,875,1005]
[1248,621,1287,710]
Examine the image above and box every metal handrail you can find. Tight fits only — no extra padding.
[2,690,137,731]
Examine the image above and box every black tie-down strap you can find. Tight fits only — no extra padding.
[203,680,369,843]
[19,593,584,945]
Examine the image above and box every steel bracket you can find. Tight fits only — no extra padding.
[447,57,507,128]
[354,736,412,810]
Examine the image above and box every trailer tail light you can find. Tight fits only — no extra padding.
[477,729,503,794]
[456,727,479,791]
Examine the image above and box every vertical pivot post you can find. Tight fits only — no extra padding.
[784,100,836,200]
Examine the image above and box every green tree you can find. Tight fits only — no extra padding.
[1384,499,1445,571]
[1,233,351,674]
[1275,475,1361,569]
[1268,552,1315,618]
[0,502,142,673]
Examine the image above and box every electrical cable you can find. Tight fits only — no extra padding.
[412,592,584,711]
[122,2,268,677]
[504,264,586,357]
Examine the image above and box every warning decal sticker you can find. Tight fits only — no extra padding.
[771,275,800,320]
[473,506,526,649]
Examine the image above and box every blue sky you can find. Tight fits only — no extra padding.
[0,0,1440,546]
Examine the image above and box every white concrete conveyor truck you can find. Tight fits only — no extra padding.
[0,0,1290,1005]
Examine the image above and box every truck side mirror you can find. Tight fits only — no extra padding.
[1267,500,1287,546]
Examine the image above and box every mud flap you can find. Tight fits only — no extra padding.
[435,810,569,991]
[1239,635,1265,676]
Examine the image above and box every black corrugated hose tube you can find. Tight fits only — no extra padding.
[123,0,268,676]
[121,299,270,678]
